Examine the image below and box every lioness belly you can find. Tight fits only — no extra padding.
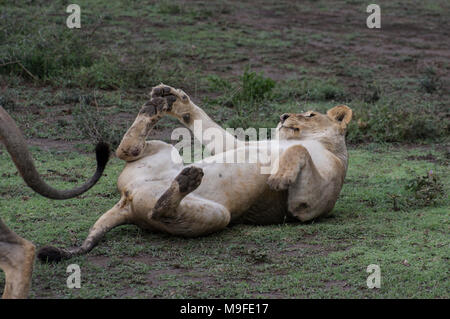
[191,161,268,213]
[231,189,292,225]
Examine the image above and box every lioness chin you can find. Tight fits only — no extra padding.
[38,84,352,263]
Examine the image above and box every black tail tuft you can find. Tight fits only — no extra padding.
[37,246,69,263]
[95,141,110,169]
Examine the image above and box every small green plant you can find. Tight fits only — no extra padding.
[363,81,382,103]
[419,67,441,94]
[405,170,445,207]
[274,77,347,101]
[156,1,184,14]
[239,67,276,103]
[207,68,276,128]
[246,248,270,264]
[210,68,275,106]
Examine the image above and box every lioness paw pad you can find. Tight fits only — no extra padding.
[176,166,204,193]
[140,97,168,116]
[151,85,190,106]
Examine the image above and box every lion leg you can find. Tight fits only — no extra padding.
[152,166,204,220]
[151,84,239,155]
[267,145,324,222]
[288,163,331,222]
[0,219,35,299]
[150,166,230,237]
[37,205,130,262]
[116,97,169,162]
[267,145,310,191]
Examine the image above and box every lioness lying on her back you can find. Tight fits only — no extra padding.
[38,84,352,262]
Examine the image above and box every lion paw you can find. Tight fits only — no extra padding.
[150,84,190,112]
[176,166,204,193]
[139,97,169,117]
[267,170,298,191]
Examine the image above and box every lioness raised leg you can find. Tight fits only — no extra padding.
[150,166,230,236]
[37,98,171,262]
[150,84,240,155]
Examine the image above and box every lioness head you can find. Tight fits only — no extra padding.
[277,105,352,141]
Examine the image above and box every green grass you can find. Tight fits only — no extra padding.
[0,144,448,298]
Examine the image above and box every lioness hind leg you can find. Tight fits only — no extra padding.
[150,166,230,237]
[152,166,204,220]
[0,219,35,299]
[37,205,130,263]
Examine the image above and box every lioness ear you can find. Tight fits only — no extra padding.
[327,105,352,130]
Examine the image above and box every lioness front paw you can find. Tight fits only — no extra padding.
[151,84,190,109]
[150,84,193,122]
[139,96,168,117]
[267,170,298,191]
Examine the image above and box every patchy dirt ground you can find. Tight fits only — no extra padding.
[1,0,449,150]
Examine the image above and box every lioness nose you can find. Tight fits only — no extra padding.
[280,114,290,123]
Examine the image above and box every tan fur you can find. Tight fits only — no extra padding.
[0,226,35,299]
[43,84,352,262]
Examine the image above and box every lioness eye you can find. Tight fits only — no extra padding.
[307,113,315,117]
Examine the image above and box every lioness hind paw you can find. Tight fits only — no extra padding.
[37,246,70,263]
[176,166,204,193]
